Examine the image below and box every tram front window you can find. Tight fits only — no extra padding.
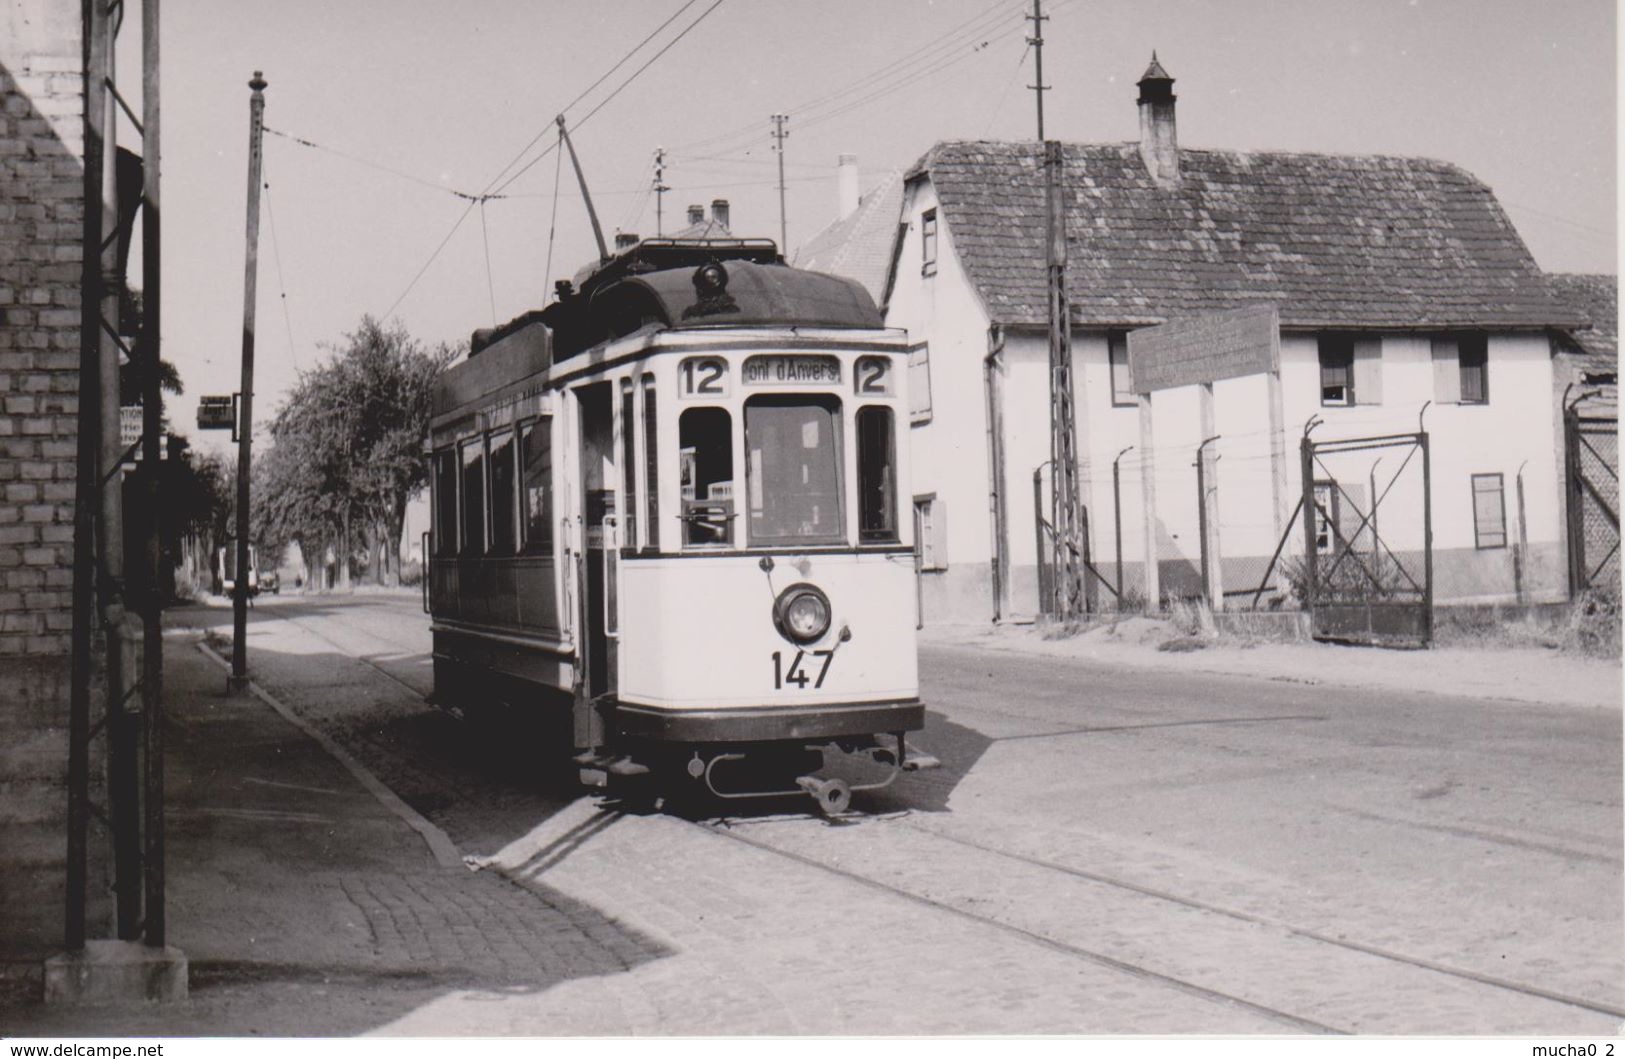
[678,407,733,546]
[745,395,844,546]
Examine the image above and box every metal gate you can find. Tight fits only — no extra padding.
[1565,405,1619,595]
[1301,422,1433,647]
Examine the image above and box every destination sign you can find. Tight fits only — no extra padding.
[742,355,841,386]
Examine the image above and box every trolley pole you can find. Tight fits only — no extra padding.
[771,114,789,253]
[231,71,266,692]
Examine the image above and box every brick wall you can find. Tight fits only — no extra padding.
[1,0,107,967]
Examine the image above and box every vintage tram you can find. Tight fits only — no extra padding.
[425,237,934,812]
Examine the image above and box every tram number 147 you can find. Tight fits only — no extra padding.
[772,649,834,690]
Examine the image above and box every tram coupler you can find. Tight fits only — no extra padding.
[796,775,852,816]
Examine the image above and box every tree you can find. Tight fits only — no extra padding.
[258,316,456,590]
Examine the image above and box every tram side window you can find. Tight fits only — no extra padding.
[459,438,486,556]
[856,406,897,542]
[488,429,516,555]
[643,375,659,550]
[620,380,638,551]
[678,407,733,546]
[745,395,844,546]
[432,449,458,556]
[520,417,553,554]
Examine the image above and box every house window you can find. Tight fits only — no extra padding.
[914,494,946,570]
[1319,335,1355,406]
[920,208,938,277]
[1311,481,1340,554]
[488,429,517,556]
[1471,473,1507,549]
[857,406,897,542]
[1432,333,1490,405]
[520,417,552,554]
[1109,331,1136,407]
[1459,334,1489,404]
[907,343,932,424]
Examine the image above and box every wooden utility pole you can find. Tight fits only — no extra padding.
[1027,0,1048,140]
[231,72,266,692]
[140,0,167,947]
[771,114,789,253]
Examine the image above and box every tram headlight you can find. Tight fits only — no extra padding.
[773,583,832,645]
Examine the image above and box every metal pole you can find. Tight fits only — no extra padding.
[140,0,165,947]
[1195,434,1220,609]
[1033,464,1048,615]
[1300,434,1318,616]
[556,116,608,262]
[771,114,789,254]
[231,72,266,691]
[67,0,110,952]
[653,146,667,238]
[1027,0,1047,140]
[1514,460,1529,606]
[1113,446,1131,601]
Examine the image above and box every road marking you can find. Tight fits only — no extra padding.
[195,640,464,869]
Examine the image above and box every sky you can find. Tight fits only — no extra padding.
[115,0,1617,457]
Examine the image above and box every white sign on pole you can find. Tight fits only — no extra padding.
[1127,306,1281,393]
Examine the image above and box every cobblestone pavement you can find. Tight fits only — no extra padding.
[11,593,1619,1036]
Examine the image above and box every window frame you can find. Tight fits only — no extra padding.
[1458,333,1489,405]
[742,394,846,548]
[458,435,488,557]
[920,208,938,278]
[678,404,735,548]
[1318,334,1355,407]
[486,428,518,556]
[431,447,458,558]
[856,404,899,544]
[620,378,638,551]
[1108,330,1137,407]
[642,374,660,552]
[1311,480,1341,555]
[1471,472,1507,550]
[518,415,554,556]
[914,493,946,571]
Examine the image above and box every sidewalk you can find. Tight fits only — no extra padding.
[1,631,652,1036]
[920,619,1622,711]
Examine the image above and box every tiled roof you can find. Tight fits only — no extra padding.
[906,140,1583,331]
[794,170,905,303]
[1549,272,1617,371]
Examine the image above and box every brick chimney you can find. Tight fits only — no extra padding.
[837,154,860,220]
[1136,52,1179,187]
[687,203,704,226]
[710,198,730,230]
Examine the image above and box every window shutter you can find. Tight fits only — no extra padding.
[1353,339,1383,405]
[908,345,932,423]
[1431,338,1461,404]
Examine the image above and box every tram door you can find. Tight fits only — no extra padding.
[576,383,617,748]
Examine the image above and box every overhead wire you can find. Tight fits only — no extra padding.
[264,126,497,204]
[260,179,300,371]
[479,199,498,326]
[377,0,726,320]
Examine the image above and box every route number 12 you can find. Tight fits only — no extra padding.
[679,357,729,398]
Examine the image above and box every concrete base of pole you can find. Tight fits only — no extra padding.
[226,674,250,693]
[44,941,188,1004]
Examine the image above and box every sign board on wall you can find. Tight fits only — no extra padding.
[1127,306,1281,393]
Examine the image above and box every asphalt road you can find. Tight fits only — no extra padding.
[162,591,1622,1035]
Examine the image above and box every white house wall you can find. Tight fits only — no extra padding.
[888,179,1000,623]
[889,177,1567,624]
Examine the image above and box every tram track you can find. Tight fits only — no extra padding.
[234,597,1624,1034]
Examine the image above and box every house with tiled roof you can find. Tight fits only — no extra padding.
[796,157,905,305]
[880,57,1590,624]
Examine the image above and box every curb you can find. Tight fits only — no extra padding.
[193,639,464,869]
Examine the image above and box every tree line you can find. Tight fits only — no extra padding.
[251,316,457,589]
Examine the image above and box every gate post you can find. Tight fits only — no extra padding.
[1420,429,1434,646]
[1299,435,1317,615]
[1564,405,1585,597]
